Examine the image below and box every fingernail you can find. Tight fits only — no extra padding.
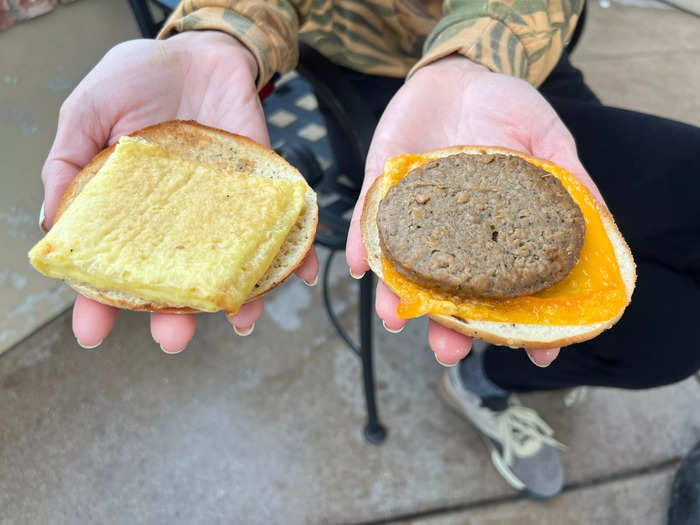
[39,201,47,232]
[435,353,456,367]
[234,323,255,337]
[304,274,318,287]
[350,270,365,280]
[77,339,102,350]
[527,351,550,368]
[382,320,404,334]
[160,344,185,355]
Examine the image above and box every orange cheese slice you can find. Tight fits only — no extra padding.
[380,154,627,325]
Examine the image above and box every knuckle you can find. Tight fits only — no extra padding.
[57,96,74,121]
[105,39,146,59]
[40,162,52,185]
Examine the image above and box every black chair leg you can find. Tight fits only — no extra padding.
[321,251,387,444]
[129,0,387,445]
[359,272,387,444]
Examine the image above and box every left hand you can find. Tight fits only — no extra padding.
[42,31,318,353]
[346,55,605,367]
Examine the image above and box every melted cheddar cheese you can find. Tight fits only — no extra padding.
[380,154,626,325]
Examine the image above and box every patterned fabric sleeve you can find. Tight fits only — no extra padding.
[157,0,311,90]
[158,0,583,89]
[409,0,584,86]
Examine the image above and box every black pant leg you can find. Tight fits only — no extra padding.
[485,57,700,392]
[540,54,700,272]
[485,260,700,391]
[539,53,601,105]
[553,101,700,274]
[308,56,700,392]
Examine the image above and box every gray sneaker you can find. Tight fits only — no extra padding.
[439,366,566,499]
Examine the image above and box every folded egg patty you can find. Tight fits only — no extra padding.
[29,136,307,314]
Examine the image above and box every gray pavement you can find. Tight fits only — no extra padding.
[1,251,699,523]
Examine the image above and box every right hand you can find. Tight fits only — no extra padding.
[41,31,319,353]
[346,56,604,368]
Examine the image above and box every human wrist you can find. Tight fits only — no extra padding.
[414,54,491,83]
[168,30,259,84]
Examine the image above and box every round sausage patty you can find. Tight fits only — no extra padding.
[377,153,586,298]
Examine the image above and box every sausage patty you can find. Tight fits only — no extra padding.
[376,153,586,298]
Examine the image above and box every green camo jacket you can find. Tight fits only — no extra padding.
[159,0,583,90]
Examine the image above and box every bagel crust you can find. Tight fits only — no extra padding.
[361,146,636,349]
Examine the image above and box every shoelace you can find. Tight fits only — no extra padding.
[496,404,566,467]
[564,386,589,407]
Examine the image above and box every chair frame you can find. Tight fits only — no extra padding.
[128,0,388,444]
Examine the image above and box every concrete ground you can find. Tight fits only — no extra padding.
[1,0,699,523]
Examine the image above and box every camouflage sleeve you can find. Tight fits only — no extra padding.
[408,0,584,86]
[157,0,310,90]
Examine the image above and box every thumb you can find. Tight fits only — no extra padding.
[41,97,108,230]
[526,347,560,367]
[345,125,408,276]
[345,167,379,277]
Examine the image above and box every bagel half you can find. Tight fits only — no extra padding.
[361,146,636,349]
[48,120,318,314]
